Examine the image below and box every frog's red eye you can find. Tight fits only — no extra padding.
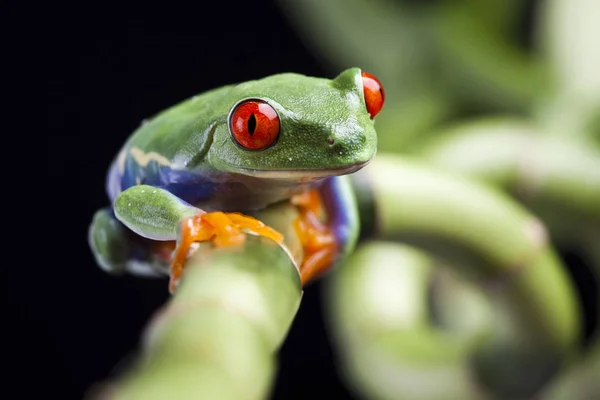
[361,71,385,119]
[229,100,280,150]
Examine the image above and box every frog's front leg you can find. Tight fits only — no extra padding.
[89,208,173,277]
[112,185,283,293]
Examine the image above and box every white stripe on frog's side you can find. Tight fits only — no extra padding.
[108,147,173,202]
[129,147,172,168]
[117,148,127,174]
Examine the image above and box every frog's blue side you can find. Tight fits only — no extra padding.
[321,175,360,263]
[107,159,217,208]
[107,151,329,212]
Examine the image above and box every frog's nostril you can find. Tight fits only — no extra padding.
[327,137,335,146]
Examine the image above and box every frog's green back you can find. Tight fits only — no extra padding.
[122,84,235,168]
[115,68,377,179]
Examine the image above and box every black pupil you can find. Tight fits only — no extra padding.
[248,113,257,135]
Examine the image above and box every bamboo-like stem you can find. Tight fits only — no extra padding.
[415,118,600,225]
[416,118,600,337]
[542,338,600,400]
[332,155,581,399]
[325,242,495,400]
[88,203,303,400]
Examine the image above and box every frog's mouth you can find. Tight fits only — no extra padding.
[236,160,370,180]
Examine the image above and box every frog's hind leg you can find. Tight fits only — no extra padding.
[89,207,172,278]
[291,190,338,285]
[291,176,360,286]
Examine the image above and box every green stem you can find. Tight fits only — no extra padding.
[325,242,494,400]
[342,155,581,398]
[416,118,600,245]
[89,203,303,400]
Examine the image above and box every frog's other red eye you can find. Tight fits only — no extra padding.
[229,100,280,150]
[361,71,385,119]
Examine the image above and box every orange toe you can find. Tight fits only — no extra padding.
[168,211,284,293]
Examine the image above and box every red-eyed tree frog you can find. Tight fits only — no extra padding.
[88,68,384,293]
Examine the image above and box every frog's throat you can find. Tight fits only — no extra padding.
[234,160,370,180]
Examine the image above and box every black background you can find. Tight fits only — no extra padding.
[30,0,352,398]
[17,0,598,398]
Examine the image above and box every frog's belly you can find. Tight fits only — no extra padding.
[171,177,322,212]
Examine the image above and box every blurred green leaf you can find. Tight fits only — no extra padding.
[536,0,600,135]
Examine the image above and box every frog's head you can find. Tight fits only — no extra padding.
[208,67,383,181]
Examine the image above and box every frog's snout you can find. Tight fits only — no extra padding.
[323,124,376,168]
[327,123,371,150]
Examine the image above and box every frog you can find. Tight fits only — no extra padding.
[88,67,384,293]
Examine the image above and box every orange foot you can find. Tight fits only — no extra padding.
[291,190,338,286]
[169,211,283,293]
